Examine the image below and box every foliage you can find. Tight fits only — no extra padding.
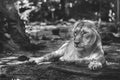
[26,0,116,22]
[0,0,118,53]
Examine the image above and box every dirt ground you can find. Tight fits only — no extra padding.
[0,39,120,80]
[0,22,120,80]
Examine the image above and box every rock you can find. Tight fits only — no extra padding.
[52,28,60,36]
[17,55,29,61]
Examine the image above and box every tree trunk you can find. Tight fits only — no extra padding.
[60,0,70,20]
[0,0,30,52]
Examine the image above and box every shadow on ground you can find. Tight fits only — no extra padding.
[1,60,120,80]
[1,40,120,80]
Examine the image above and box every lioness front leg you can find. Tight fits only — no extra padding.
[88,60,102,70]
[88,56,105,70]
[29,41,69,64]
[29,51,64,64]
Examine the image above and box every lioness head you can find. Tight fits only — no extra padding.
[73,20,101,50]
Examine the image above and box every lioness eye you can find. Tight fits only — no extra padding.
[82,31,87,34]
[74,31,77,36]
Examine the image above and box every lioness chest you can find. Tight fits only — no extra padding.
[59,41,84,62]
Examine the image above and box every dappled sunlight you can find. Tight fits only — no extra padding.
[0,0,120,80]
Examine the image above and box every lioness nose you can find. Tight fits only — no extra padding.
[74,41,79,45]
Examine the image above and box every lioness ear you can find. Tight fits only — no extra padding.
[92,22,100,33]
[72,20,82,32]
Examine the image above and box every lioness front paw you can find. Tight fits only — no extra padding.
[88,61,102,70]
[29,57,43,64]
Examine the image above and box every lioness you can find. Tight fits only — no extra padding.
[30,20,106,70]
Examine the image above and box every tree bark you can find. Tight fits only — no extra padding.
[60,0,69,20]
[0,0,30,51]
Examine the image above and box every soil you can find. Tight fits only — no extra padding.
[0,23,120,80]
[0,40,120,80]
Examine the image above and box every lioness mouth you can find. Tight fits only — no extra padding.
[74,44,84,49]
[74,43,79,47]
